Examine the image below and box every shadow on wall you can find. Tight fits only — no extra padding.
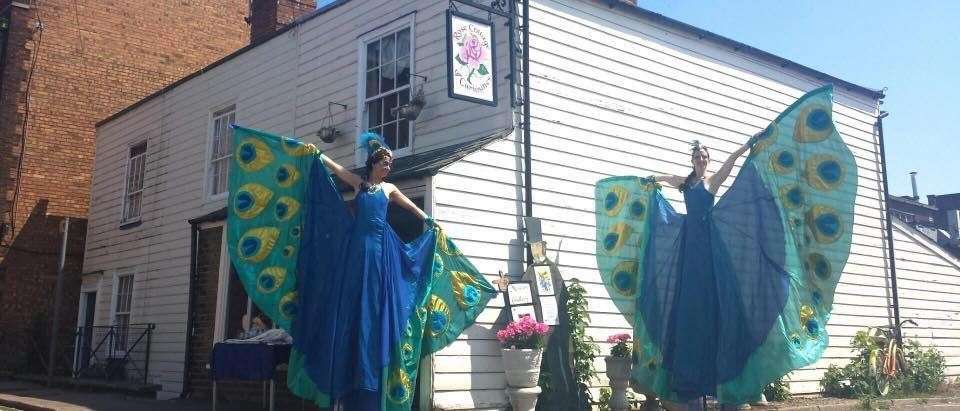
[0,199,87,376]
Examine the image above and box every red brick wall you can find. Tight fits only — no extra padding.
[0,0,249,373]
[0,200,87,372]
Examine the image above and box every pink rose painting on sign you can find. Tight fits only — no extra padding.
[457,35,488,83]
[455,34,489,85]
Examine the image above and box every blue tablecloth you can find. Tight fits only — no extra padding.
[211,343,291,381]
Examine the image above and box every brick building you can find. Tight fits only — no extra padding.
[0,0,251,373]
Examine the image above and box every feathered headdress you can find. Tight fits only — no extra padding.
[690,139,703,152]
[358,131,391,160]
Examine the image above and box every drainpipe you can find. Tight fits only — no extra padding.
[876,111,903,342]
[47,217,70,385]
[180,222,200,397]
[521,0,533,262]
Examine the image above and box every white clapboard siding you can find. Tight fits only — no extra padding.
[890,220,960,379]
[427,0,887,407]
[87,0,513,399]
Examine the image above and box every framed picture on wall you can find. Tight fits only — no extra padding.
[506,281,534,306]
[510,304,537,322]
[533,264,554,296]
[539,297,559,325]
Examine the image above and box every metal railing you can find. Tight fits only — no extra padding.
[73,324,154,385]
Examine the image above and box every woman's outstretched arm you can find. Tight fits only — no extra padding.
[320,154,363,190]
[386,183,429,220]
[707,135,755,194]
[651,174,687,188]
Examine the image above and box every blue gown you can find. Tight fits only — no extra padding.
[595,86,858,404]
[294,183,435,407]
[225,125,496,411]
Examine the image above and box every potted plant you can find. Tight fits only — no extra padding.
[605,333,633,411]
[497,314,550,388]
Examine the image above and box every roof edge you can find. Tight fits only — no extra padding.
[893,218,960,270]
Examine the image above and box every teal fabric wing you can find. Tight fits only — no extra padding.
[383,228,498,411]
[594,177,662,325]
[226,125,317,332]
[713,85,858,401]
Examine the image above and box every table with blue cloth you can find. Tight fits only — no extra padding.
[210,343,291,411]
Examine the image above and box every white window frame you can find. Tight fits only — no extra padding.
[355,14,417,166]
[109,268,136,354]
[121,141,148,224]
[205,105,237,201]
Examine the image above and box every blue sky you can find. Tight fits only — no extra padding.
[633,1,959,200]
[317,0,957,200]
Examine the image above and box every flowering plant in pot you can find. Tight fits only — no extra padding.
[497,314,550,388]
[605,333,634,411]
[607,333,632,358]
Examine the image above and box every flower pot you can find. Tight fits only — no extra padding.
[605,356,632,411]
[605,355,631,380]
[500,348,543,388]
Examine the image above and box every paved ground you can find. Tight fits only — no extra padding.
[0,381,267,411]
[3,379,960,410]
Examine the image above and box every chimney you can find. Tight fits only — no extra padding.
[248,0,317,44]
[909,171,919,200]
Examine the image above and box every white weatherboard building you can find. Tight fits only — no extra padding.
[82,0,959,408]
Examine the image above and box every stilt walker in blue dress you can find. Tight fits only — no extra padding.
[226,127,496,410]
[595,86,858,409]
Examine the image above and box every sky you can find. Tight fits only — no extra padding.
[316,0,958,200]
[632,1,959,201]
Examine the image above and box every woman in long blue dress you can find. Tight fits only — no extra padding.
[227,125,496,411]
[595,86,859,408]
[295,134,433,408]
[648,140,755,408]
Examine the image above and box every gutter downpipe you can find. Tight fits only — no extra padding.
[876,110,903,342]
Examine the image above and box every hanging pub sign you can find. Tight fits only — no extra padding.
[446,9,498,106]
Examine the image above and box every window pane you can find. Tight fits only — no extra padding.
[211,120,222,160]
[126,194,141,221]
[399,89,410,107]
[366,69,379,98]
[397,28,410,58]
[366,101,382,128]
[366,40,379,70]
[224,115,234,152]
[381,34,395,63]
[397,58,410,87]
[382,123,397,150]
[383,93,398,124]
[380,62,395,93]
[131,143,146,157]
[217,161,229,194]
[398,119,409,149]
[211,159,228,195]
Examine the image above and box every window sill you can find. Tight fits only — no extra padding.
[119,219,142,230]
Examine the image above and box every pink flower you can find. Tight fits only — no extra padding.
[497,314,550,349]
[606,333,631,344]
[458,36,487,69]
